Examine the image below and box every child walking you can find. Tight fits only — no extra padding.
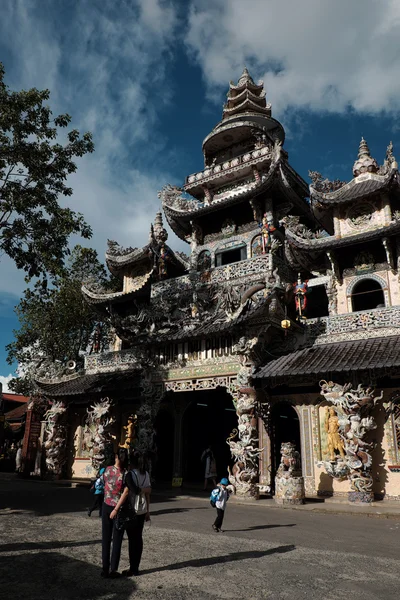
[211,477,231,532]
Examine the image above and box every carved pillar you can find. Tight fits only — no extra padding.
[136,373,164,471]
[227,368,261,500]
[43,400,68,478]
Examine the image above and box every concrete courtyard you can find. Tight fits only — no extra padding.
[0,475,399,600]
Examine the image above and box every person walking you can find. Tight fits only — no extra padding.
[201,445,217,490]
[101,448,129,578]
[212,477,231,533]
[110,452,151,577]
[88,466,105,517]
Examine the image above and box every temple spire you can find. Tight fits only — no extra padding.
[222,67,271,120]
[152,210,168,244]
[353,137,378,177]
[237,66,255,87]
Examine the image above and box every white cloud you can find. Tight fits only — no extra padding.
[0,0,185,295]
[186,0,400,116]
[0,373,13,393]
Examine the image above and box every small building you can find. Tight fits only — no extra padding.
[33,69,400,502]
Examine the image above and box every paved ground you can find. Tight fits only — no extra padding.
[1,477,399,599]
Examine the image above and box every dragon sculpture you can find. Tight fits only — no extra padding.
[85,397,115,470]
[319,380,383,502]
[227,388,263,498]
[43,401,68,476]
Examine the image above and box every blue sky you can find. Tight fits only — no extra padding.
[1,0,400,389]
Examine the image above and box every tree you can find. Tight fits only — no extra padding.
[6,245,115,394]
[0,62,94,282]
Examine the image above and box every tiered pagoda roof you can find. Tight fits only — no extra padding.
[222,67,271,119]
[82,211,189,307]
[310,138,400,208]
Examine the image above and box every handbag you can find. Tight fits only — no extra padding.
[115,498,137,531]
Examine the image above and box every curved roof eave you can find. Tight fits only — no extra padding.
[310,169,399,206]
[285,219,400,251]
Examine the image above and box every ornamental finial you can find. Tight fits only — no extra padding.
[153,211,168,244]
[353,136,378,177]
[238,66,254,87]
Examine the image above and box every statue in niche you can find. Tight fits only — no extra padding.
[221,218,236,235]
[259,213,276,253]
[325,407,346,461]
[120,414,137,449]
[197,250,211,272]
[354,251,374,271]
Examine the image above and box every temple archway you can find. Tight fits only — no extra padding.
[181,388,237,484]
[270,401,301,486]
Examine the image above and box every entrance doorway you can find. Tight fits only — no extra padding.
[154,408,174,482]
[182,388,237,483]
[271,401,301,486]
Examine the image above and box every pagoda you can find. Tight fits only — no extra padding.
[28,70,400,504]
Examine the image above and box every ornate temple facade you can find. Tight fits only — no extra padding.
[32,69,400,503]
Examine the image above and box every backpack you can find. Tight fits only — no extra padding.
[210,487,220,508]
[94,475,104,492]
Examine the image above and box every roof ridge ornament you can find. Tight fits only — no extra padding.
[237,66,255,86]
[152,210,168,244]
[353,137,378,177]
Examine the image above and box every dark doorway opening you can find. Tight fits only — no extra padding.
[182,388,237,483]
[271,402,301,490]
[306,284,329,318]
[154,408,174,482]
[215,246,247,266]
[351,279,385,312]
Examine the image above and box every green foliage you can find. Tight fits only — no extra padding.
[7,245,114,394]
[0,62,94,281]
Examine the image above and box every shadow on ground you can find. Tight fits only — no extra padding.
[0,551,136,600]
[141,544,296,574]
[226,524,297,532]
[0,539,101,553]
[0,476,181,516]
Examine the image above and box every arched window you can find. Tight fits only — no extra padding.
[251,234,263,257]
[351,278,385,312]
[197,250,211,272]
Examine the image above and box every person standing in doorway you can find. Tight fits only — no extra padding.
[101,448,129,578]
[201,445,217,490]
[212,477,231,532]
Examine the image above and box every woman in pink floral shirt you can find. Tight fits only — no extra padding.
[101,448,128,578]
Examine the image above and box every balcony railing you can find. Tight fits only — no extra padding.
[307,305,400,343]
[185,145,271,187]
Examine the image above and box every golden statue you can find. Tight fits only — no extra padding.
[324,407,345,461]
[120,414,137,449]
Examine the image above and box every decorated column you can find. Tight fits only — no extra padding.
[43,400,68,477]
[319,380,382,503]
[227,382,261,499]
[136,372,164,471]
[85,397,115,470]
